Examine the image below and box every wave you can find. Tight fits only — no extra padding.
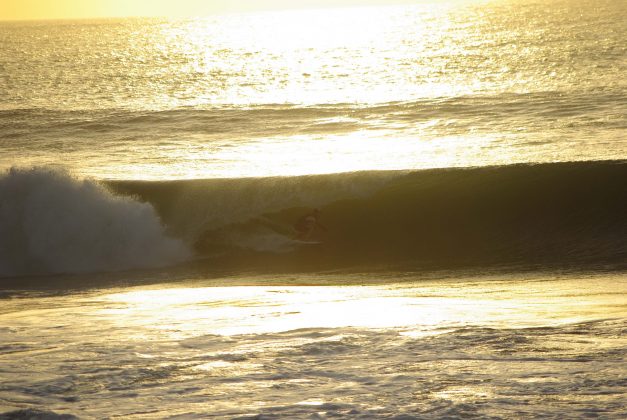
[3,90,625,141]
[0,168,190,277]
[1,161,623,279]
[109,160,627,272]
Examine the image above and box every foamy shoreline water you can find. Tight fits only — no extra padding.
[1,273,625,418]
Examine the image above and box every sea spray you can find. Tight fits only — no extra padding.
[0,167,191,277]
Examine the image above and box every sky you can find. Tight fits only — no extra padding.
[0,0,423,21]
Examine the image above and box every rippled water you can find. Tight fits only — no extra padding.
[1,273,626,418]
[1,0,626,178]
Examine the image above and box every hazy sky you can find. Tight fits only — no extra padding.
[0,0,424,21]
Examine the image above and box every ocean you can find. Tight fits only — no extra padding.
[1,0,626,418]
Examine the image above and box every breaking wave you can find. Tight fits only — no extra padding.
[1,161,624,279]
[0,168,190,277]
[110,160,627,272]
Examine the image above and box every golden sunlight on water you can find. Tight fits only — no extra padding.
[97,276,627,339]
[191,132,508,179]
[123,5,475,178]
[1,275,625,417]
[162,5,461,106]
[2,1,625,180]
[78,132,517,180]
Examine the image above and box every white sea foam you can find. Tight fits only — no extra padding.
[0,274,624,418]
[0,167,191,277]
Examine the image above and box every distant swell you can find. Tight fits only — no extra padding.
[3,90,625,140]
[0,168,190,277]
[111,160,627,272]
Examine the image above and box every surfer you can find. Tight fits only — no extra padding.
[294,208,326,240]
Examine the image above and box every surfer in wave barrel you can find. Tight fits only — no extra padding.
[294,208,326,241]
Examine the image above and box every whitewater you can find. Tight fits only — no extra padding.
[1,274,626,418]
[1,0,626,418]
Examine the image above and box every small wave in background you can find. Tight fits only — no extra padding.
[0,168,190,277]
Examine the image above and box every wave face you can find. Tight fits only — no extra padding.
[111,161,627,272]
[0,168,190,277]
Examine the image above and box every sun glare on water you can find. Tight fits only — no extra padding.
[98,4,492,179]
[100,0,597,180]
[96,278,623,340]
[3,0,622,180]
[159,4,466,107]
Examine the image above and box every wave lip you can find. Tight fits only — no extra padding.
[0,167,191,278]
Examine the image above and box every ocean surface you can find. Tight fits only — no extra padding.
[1,0,626,179]
[1,0,626,418]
